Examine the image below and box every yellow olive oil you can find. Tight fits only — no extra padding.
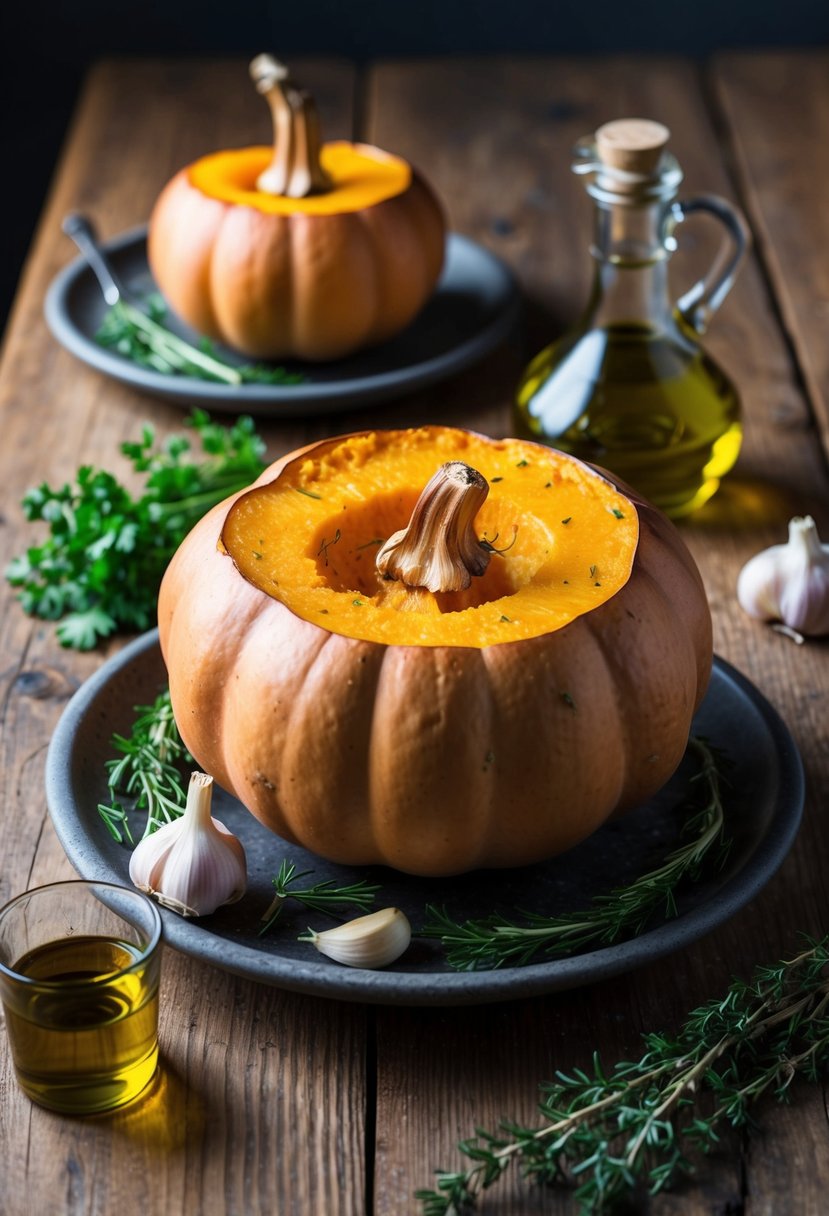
[6,935,159,1113]
[514,322,742,518]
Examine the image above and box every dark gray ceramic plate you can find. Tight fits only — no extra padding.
[45,631,803,1006]
[44,227,520,415]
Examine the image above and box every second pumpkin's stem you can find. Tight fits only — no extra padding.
[376,462,491,593]
[250,54,332,198]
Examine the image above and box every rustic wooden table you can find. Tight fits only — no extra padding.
[1,52,828,1215]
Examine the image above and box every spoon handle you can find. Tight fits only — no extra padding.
[62,213,127,307]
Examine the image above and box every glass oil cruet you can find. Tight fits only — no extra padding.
[514,119,750,517]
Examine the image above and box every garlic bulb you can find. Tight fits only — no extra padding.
[737,516,829,637]
[129,772,246,917]
[300,907,411,969]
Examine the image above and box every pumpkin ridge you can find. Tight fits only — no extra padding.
[604,561,700,808]
[280,631,382,857]
[353,206,385,340]
[579,610,632,807]
[637,518,712,707]
[224,606,331,830]
[476,644,509,866]
[160,427,713,876]
[634,561,701,705]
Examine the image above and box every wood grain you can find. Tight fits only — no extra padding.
[366,56,829,1214]
[1,53,828,1216]
[713,50,829,465]
[0,58,368,1216]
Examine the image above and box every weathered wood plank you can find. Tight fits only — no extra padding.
[367,56,829,1215]
[0,58,367,1216]
[713,50,829,465]
[3,51,829,1216]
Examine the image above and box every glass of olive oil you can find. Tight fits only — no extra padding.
[0,881,162,1114]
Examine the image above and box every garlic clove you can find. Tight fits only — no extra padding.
[129,772,247,917]
[737,515,829,637]
[300,907,411,969]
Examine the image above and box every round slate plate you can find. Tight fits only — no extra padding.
[44,227,521,415]
[45,631,803,1006]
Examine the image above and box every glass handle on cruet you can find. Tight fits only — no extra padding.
[666,194,751,334]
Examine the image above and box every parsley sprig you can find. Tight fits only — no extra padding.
[96,295,306,386]
[422,737,729,970]
[417,937,829,1213]
[6,409,266,649]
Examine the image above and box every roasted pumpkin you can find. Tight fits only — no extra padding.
[158,427,712,877]
[148,56,445,362]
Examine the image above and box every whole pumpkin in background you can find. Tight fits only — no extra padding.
[147,55,445,362]
[158,427,712,878]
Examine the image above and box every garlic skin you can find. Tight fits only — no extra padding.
[129,772,246,917]
[300,907,411,969]
[737,516,829,637]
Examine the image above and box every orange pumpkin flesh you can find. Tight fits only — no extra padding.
[222,429,640,646]
[147,61,445,362]
[158,427,712,877]
[188,143,412,215]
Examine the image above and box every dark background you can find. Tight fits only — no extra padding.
[2,0,828,331]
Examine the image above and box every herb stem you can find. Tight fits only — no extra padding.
[423,736,729,971]
[118,301,243,385]
[259,860,380,936]
[417,938,829,1214]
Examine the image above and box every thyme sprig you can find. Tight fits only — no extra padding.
[97,689,190,844]
[417,936,829,1214]
[259,860,380,935]
[422,737,729,970]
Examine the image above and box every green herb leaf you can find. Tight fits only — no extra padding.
[6,410,267,649]
[417,932,829,1213]
[97,689,191,843]
[96,298,306,386]
[421,738,729,971]
[259,860,380,935]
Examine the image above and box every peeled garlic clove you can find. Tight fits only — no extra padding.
[737,516,829,637]
[300,907,411,969]
[129,772,246,917]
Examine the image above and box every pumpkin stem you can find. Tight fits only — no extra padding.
[250,54,332,198]
[376,463,491,593]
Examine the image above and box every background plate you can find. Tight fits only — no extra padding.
[44,227,521,415]
[45,631,804,1006]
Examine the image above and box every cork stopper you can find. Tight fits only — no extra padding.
[595,119,670,192]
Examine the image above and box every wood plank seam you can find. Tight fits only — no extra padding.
[705,57,829,477]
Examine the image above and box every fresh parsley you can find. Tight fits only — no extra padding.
[6,409,267,649]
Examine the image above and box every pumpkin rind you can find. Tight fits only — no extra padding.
[147,146,446,362]
[158,428,712,877]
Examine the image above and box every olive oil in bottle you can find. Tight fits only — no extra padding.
[5,935,159,1114]
[515,119,749,518]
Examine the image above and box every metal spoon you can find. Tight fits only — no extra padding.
[59,213,243,384]
[61,212,130,307]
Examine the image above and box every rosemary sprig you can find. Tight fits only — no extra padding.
[422,737,729,970]
[97,689,190,844]
[96,296,306,386]
[417,936,829,1214]
[259,860,380,935]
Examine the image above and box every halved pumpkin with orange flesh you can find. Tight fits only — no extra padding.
[158,427,712,877]
[148,56,445,362]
